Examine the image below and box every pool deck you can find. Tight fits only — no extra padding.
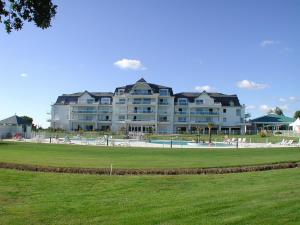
[4,138,300,149]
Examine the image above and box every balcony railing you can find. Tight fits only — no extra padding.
[175,111,188,115]
[131,101,154,104]
[190,111,219,115]
[130,110,155,114]
[190,120,214,123]
[175,102,188,105]
[98,110,112,113]
[176,119,189,123]
[158,119,169,122]
[72,110,97,113]
[158,102,169,105]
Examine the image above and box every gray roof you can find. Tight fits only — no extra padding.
[174,92,241,107]
[251,114,294,124]
[0,115,32,125]
[114,78,174,96]
[55,91,114,105]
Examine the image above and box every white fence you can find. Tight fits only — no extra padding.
[273,130,300,137]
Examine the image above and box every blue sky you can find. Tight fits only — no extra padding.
[0,0,299,127]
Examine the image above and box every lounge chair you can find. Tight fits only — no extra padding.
[279,139,287,145]
[286,140,294,146]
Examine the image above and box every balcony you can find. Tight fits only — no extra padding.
[175,119,189,123]
[98,110,112,113]
[175,111,188,115]
[175,102,188,105]
[130,101,155,105]
[98,119,112,122]
[72,110,97,114]
[129,110,155,114]
[158,119,169,123]
[190,111,219,115]
[158,102,169,105]
[190,119,214,123]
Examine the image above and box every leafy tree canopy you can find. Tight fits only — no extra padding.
[268,106,284,116]
[0,0,57,33]
[294,110,300,119]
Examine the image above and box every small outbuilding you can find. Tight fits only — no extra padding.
[251,114,294,132]
[0,115,32,139]
[290,118,300,133]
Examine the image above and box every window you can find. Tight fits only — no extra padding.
[223,117,227,122]
[178,117,187,122]
[101,98,111,105]
[159,89,169,96]
[118,115,125,121]
[229,101,234,106]
[236,109,241,116]
[133,89,151,95]
[143,98,151,104]
[178,98,188,105]
[159,116,168,122]
[118,98,125,104]
[159,98,168,105]
[87,99,93,104]
[196,99,204,105]
[223,109,227,113]
[118,89,125,95]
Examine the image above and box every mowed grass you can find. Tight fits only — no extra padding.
[0,142,300,169]
[0,168,300,225]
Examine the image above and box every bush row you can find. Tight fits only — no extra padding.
[0,162,299,176]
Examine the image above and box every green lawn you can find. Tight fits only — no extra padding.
[1,142,300,169]
[0,168,300,225]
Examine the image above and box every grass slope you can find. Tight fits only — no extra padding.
[0,168,300,225]
[0,142,300,169]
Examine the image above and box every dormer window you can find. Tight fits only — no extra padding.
[196,99,204,105]
[229,101,234,106]
[159,89,169,96]
[118,89,125,95]
[87,99,94,104]
[133,89,152,95]
[178,98,188,105]
[101,97,111,105]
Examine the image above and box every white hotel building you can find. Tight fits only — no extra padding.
[50,78,246,134]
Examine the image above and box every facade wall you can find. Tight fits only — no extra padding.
[50,81,245,134]
[0,125,32,138]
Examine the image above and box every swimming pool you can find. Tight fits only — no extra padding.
[149,140,232,147]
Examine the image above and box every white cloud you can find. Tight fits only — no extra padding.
[260,40,280,47]
[237,80,269,90]
[278,98,286,102]
[114,58,146,70]
[195,85,216,92]
[246,105,256,110]
[280,105,289,111]
[20,73,28,77]
[289,96,299,102]
[260,104,273,114]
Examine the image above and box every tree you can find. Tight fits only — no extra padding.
[21,116,37,130]
[294,110,300,119]
[207,123,214,144]
[0,0,57,33]
[244,113,251,122]
[268,106,284,116]
[21,115,33,124]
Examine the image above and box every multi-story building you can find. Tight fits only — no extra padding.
[50,78,246,134]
